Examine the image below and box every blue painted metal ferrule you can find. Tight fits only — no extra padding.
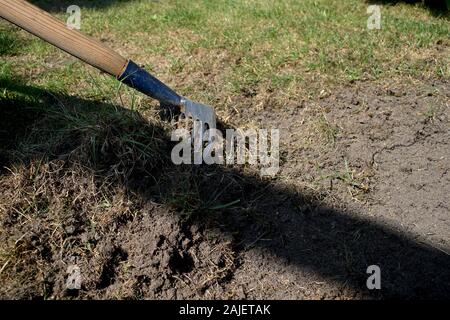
[117,60,182,106]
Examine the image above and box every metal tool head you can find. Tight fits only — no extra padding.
[180,98,216,131]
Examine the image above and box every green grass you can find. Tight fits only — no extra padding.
[315,114,340,145]
[1,0,449,108]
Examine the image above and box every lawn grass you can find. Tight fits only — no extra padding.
[1,0,448,192]
[1,0,448,113]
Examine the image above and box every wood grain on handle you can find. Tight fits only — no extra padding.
[0,0,128,76]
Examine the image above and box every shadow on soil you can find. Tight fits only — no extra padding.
[1,77,449,299]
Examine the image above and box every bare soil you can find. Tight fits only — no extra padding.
[0,79,449,299]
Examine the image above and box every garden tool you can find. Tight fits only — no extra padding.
[0,0,216,130]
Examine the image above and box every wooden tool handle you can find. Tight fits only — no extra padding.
[0,0,128,76]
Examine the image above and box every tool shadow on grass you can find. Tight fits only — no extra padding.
[0,79,449,299]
